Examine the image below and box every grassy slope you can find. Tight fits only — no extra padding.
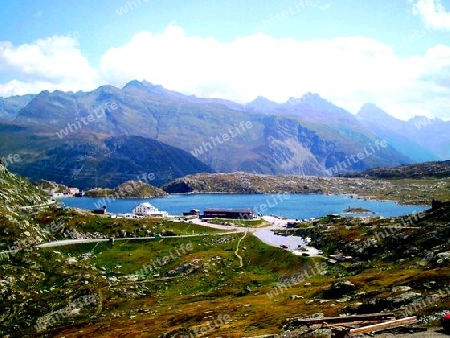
[33,209,229,241]
[1,208,449,337]
[0,164,54,248]
[1,168,449,337]
[2,234,326,337]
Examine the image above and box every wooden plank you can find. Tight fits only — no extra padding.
[284,313,395,326]
[349,317,417,336]
[324,320,385,330]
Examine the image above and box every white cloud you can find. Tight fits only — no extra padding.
[412,0,450,30]
[0,36,98,96]
[99,25,450,120]
[1,25,450,120]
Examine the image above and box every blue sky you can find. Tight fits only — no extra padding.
[0,0,449,119]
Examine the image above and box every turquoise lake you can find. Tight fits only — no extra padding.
[58,194,428,219]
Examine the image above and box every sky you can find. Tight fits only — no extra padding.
[0,0,449,120]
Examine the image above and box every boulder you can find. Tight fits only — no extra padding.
[393,291,422,304]
[392,286,412,293]
[65,257,78,265]
[437,251,450,261]
[323,280,356,299]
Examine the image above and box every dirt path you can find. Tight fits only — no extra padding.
[234,231,248,268]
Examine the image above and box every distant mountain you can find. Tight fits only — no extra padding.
[10,135,214,190]
[0,94,36,120]
[405,116,450,160]
[342,160,450,179]
[245,96,280,112]
[0,81,414,182]
[245,92,382,146]
[357,104,449,162]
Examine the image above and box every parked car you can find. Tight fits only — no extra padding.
[280,244,289,249]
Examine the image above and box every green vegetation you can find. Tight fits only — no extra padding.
[343,207,373,213]
[84,188,114,197]
[0,163,50,210]
[2,234,327,337]
[163,172,450,205]
[34,209,229,239]
[207,217,268,227]
[85,180,168,198]
[1,167,450,337]
[344,160,450,179]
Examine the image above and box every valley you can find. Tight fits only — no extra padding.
[2,1,450,336]
[0,161,449,337]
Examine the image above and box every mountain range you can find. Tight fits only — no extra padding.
[0,80,448,188]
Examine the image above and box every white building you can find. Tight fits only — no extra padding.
[132,203,168,217]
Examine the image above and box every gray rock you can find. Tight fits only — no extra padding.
[390,291,422,306]
[392,286,412,292]
[323,280,356,299]
[437,251,450,261]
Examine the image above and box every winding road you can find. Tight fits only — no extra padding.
[35,216,320,257]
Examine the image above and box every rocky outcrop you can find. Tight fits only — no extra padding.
[323,280,357,299]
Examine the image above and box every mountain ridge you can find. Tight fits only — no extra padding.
[0,80,447,187]
[10,135,214,190]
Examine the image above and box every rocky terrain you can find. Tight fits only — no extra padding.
[163,172,450,205]
[35,180,69,194]
[343,160,450,179]
[0,162,54,250]
[0,81,412,183]
[0,167,449,337]
[9,135,213,190]
[85,180,168,199]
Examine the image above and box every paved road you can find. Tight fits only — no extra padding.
[35,232,232,248]
[19,199,57,209]
[191,216,320,256]
[35,216,320,256]
[37,238,111,248]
